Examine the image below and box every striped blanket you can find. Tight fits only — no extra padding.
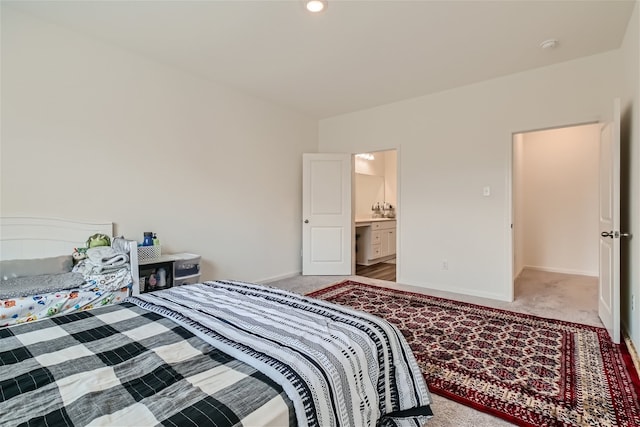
[1,280,433,426]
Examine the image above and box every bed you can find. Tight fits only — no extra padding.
[0,279,433,426]
[0,217,139,327]
[0,217,433,425]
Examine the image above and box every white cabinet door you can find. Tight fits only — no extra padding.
[387,229,397,256]
[379,230,390,257]
[378,223,396,258]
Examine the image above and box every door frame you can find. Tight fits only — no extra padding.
[352,147,400,279]
[508,121,600,302]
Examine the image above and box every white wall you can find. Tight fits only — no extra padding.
[355,174,385,219]
[384,150,398,207]
[3,1,638,350]
[518,124,600,276]
[619,1,640,349]
[0,7,318,282]
[319,51,621,302]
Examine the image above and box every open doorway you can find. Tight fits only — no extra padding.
[354,149,398,281]
[512,123,600,308]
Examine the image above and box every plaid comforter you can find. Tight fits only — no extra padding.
[0,303,295,426]
[1,280,433,426]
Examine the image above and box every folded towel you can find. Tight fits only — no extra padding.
[87,247,129,266]
[111,237,130,255]
[87,246,115,264]
[73,247,130,276]
[99,254,128,267]
[94,262,128,274]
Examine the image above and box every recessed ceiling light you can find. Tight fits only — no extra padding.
[540,39,559,49]
[306,0,327,13]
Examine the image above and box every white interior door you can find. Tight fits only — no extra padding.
[302,153,353,275]
[598,98,621,344]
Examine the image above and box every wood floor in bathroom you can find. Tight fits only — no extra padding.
[355,261,396,281]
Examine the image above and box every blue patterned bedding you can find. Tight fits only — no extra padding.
[0,285,130,327]
[0,268,132,327]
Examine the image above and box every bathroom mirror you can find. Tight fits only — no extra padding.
[355,173,384,219]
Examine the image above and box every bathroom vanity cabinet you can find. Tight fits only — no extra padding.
[356,219,396,266]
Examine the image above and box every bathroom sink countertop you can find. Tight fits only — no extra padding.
[355,218,396,225]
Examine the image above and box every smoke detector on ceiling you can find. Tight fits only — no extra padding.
[540,39,559,49]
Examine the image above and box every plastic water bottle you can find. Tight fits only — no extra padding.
[157,268,167,288]
[143,232,153,246]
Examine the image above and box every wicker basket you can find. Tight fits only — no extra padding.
[137,245,161,261]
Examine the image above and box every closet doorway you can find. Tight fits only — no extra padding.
[354,149,398,282]
[512,123,601,300]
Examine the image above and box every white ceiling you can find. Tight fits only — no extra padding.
[5,0,636,119]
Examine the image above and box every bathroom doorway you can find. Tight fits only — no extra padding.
[354,149,398,281]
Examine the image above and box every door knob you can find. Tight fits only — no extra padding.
[601,231,632,238]
[304,219,309,224]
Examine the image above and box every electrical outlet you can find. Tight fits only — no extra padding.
[633,294,636,311]
[442,260,448,270]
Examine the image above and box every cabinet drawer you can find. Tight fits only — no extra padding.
[174,274,200,287]
[370,244,382,258]
[174,257,200,268]
[175,263,200,278]
[174,254,201,278]
[372,221,396,230]
[371,230,382,244]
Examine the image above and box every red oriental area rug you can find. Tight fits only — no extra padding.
[308,280,640,427]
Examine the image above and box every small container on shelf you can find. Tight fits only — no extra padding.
[173,253,201,278]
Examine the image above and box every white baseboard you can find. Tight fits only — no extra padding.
[513,266,524,281]
[398,278,513,303]
[523,265,597,277]
[255,270,302,284]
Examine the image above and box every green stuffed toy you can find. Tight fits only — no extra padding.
[86,233,111,248]
[72,234,111,265]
